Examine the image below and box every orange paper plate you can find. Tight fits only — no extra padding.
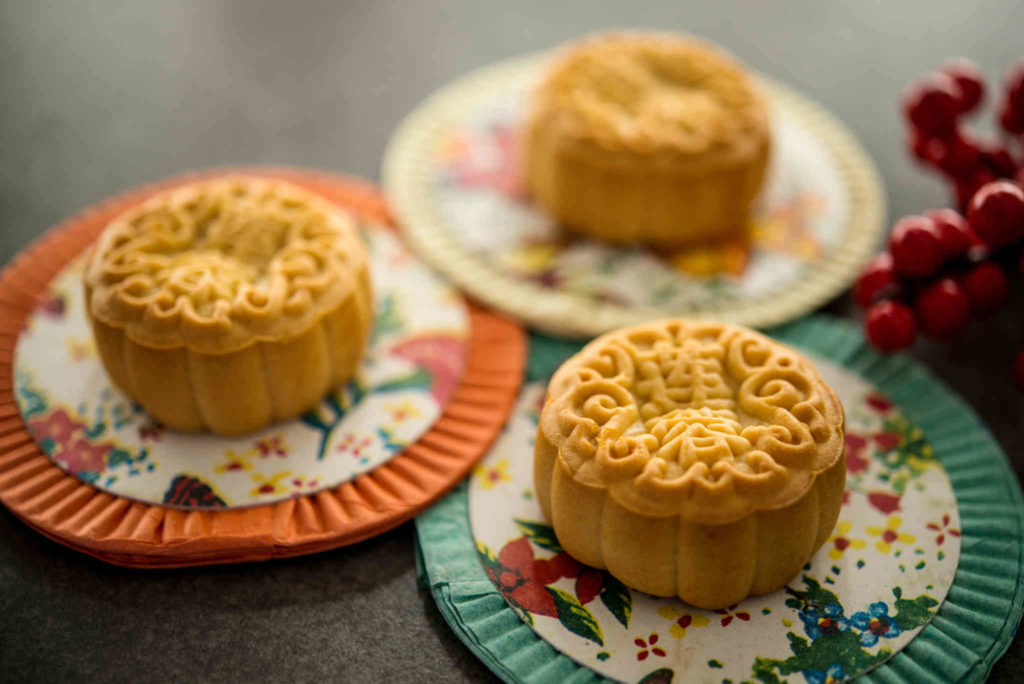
[0,167,526,568]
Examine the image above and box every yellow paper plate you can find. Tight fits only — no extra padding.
[384,52,886,338]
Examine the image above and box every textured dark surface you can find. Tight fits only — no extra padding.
[2,1,1023,681]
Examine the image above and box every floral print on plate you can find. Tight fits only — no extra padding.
[469,355,959,684]
[433,85,848,314]
[15,226,468,510]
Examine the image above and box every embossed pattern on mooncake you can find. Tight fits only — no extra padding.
[81,177,374,435]
[535,320,845,607]
[540,320,844,524]
[532,32,768,162]
[84,177,371,354]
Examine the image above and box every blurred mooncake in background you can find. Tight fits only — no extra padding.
[524,31,771,246]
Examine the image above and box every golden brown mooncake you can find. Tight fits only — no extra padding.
[524,32,771,247]
[534,319,845,609]
[83,176,373,436]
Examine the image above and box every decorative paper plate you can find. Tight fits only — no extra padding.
[415,317,1024,683]
[383,52,886,338]
[0,167,526,567]
[16,225,469,510]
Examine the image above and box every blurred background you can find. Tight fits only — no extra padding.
[2,1,1024,681]
[4,0,1024,242]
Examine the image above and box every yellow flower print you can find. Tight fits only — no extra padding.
[827,521,867,560]
[215,450,254,474]
[750,192,825,259]
[865,516,915,554]
[249,471,292,497]
[907,443,935,472]
[508,243,562,274]
[656,605,710,639]
[66,335,97,362]
[667,239,750,277]
[387,399,422,423]
[473,459,510,490]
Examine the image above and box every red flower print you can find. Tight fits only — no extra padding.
[534,270,563,289]
[873,431,900,451]
[449,125,525,200]
[390,334,464,404]
[256,436,287,457]
[336,433,372,458]
[842,490,852,506]
[575,568,603,605]
[485,537,557,617]
[634,633,666,661]
[926,514,961,546]
[39,294,66,317]
[865,393,893,413]
[867,491,902,515]
[714,604,751,627]
[30,408,85,448]
[533,551,582,585]
[138,421,164,442]
[844,433,870,474]
[58,438,112,475]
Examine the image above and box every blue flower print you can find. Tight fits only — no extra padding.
[804,663,845,684]
[799,602,850,639]
[851,601,902,647]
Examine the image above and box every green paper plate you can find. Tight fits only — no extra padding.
[415,315,1024,683]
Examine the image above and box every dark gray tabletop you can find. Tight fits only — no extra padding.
[2,1,1023,681]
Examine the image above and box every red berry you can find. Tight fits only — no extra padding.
[888,215,945,277]
[909,131,939,165]
[955,169,998,211]
[925,208,972,258]
[902,74,962,137]
[968,180,1024,247]
[932,133,980,177]
[1000,102,1024,134]
[978,144,1018,178]
[960,261,1008,316]
[865,301,917,353]
[915,278,971,339]
[854,253,900,307]
[942,59,986,113]
[1015,350,1024,392]
[1005,61,1024,110]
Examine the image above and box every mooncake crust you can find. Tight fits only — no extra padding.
[524,32,771,245]
[535,319,845,608]
[83,177,373,435]
[84,176,370,354]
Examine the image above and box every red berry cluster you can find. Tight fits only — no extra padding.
[856,181,1024,353]
[904,60,1024,210]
